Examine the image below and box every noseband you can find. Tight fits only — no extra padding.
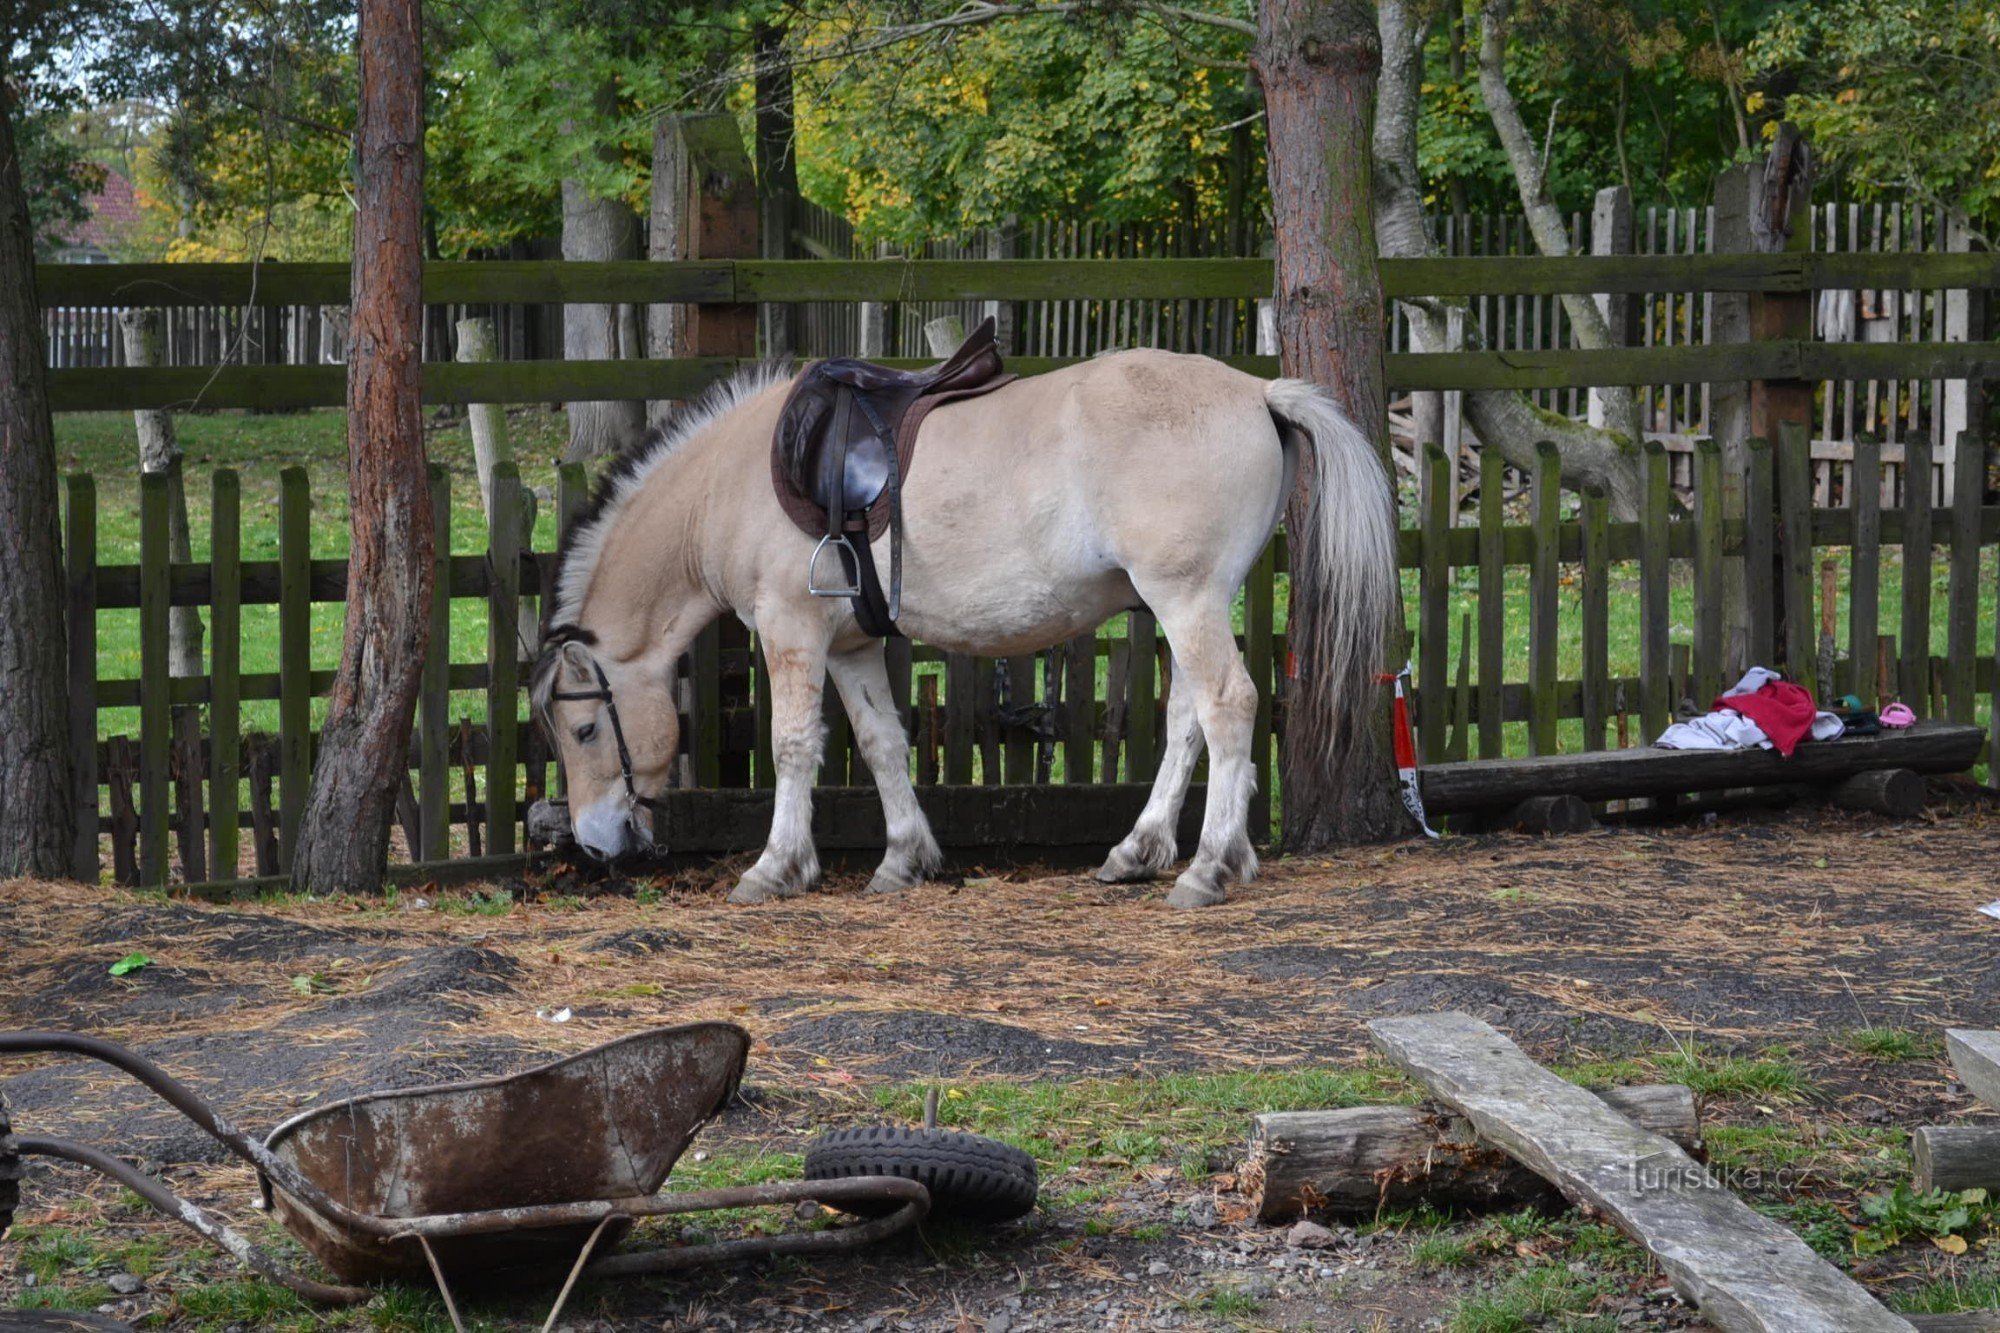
[549,658,673,819]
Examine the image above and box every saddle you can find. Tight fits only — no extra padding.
[771,317,1015,636]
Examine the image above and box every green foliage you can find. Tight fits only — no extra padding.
[1751,0,2000,232]
[1854,1184,1997,1256]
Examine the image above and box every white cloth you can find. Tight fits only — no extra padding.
[1721,666,1782,699]
[1655,711,1771,751]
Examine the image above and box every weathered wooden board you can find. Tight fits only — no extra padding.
[1947,1031,2000,1111]
[1418,721,1982,812]
[1246,1085,1697,1220]
[1370,1012,1912,1333]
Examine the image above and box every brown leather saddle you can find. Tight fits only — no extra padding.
[771,317,1014,636]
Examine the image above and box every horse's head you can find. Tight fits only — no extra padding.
[531,631,678,862]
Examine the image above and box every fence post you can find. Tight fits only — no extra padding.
[487,462,523,855]
[277,468,311,873]
[209,470,241,879]
[66,475,98,881]
[1418,441,1450,762]
[1749,128,1815,676]
[419,465,451,859]
[138,473,170,886]
[1528,441,1560,755]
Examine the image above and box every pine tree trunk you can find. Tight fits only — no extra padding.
[290,0,434,893]
[1254,0,1411,848]
[755,21,799,359]
[647,114,691,434]
[0,70,76,879]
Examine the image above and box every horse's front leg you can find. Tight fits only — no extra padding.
[827,644,942,894]
[728,618,832,905]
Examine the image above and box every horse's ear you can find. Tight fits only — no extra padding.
[559,639,596,681]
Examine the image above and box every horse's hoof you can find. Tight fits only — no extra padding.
[1095,833,1173,883]
[728,869,809,904]
[864,867,917,895]
[1165,869,1228,909]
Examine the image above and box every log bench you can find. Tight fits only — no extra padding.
[1417,720,1985,832]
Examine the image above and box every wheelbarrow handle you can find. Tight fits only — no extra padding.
[583,1176,931,1278]
[0,1031,400,1240]
[13,1134,371,1306]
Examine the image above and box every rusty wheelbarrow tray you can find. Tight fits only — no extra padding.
[0,1025,927,1326]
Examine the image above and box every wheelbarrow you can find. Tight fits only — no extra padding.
[0,1024,1031,1329]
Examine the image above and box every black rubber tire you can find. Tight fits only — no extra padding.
[804,1126,1038,1224]
[0,1088,19,1241]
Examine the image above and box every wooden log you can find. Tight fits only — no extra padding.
[1948,1031,2000,1110]
[1905,1313,2000,1333]
[1419,721,1982,813]
[1371,1012,1913,1333]
[1246,1085,1699,1221]
[1830,768,1925,819]
[1911,1125,2000,1195]
[1499,793,1597,834]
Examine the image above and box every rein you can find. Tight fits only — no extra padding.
[548,658,673,819]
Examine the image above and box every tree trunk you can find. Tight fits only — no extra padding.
[1253,0,1410,848]
[0,69,75,878]
[755,21,799,360]
[1476,0,1645,451]
[561,81,645,462]
[117,308,204,677]
[647,113,691,433]
[289,0,434,894]
[1374,0,1643,517]
[454,315,511,516]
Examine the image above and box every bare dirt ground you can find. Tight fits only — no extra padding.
[4,803,1999,1331]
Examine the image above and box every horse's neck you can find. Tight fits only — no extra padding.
[584,450,721,662]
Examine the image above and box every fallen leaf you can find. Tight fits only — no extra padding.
[109,952,152,977]
[1935,1233,1968,1255]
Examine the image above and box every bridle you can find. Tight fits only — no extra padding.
[548,656,673,823]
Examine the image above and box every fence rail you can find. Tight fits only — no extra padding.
[41,250,2000,887]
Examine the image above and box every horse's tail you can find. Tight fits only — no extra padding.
[1262,378,1399,783]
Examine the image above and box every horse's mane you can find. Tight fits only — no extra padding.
[530,361,795,721]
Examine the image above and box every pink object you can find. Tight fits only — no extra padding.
[1714,680,1818,756]
[1880,702,1916,728]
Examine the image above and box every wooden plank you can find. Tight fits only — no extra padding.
[65,474,98,881]
[1692,438,1723,704]
[1419,442,1451,762]
[1477,446,1504,759]
[1005,655,1036,783]
[1777,419,1817,694]
[1064,631,1096,786]
[137,473,170,887]
[1639,441,1672,740]
[1901,434,1934,705]
[419,465,451,859]
[1420,720,1983,811]
[1744,438,1776,670]
[1370,1013,1913,1333]
[1579,486,1609,751]
[1945,429,1982,722]
[1528,441,1559,755]
[1126,611,1159,781]
[486,464,523,857]
[1947,1030,2000,1111]
[1851,435,1883,705]
[276,467,311,873]
[207,470,241,880]
[945,652,975,784]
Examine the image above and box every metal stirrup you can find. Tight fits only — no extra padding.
[808,533,863,598]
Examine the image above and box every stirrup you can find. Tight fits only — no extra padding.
[808,533,863,598]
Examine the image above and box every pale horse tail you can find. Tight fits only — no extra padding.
[1261,378,1400,781]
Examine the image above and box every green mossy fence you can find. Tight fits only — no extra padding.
[37,250,2000,889]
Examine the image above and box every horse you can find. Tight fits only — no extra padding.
[530,349,1397,908]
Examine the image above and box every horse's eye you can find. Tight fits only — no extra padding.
[575,722,597,744]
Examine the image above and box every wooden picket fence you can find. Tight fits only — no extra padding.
[36,246,2000,888]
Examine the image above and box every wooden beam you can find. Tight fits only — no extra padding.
[1418,722,1983,813]
[1911,1124,2000,1195]
[1947,1030,2000,1110]
[1370,1012,1912,1333]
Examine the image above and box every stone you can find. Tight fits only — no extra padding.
[984,1315,1011,1333]
[1146,1261,1172,1277]
[1286,1220,1342,1250]
[107,1272,144,1294]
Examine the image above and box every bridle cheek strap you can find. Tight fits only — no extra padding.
[549,660,673,821]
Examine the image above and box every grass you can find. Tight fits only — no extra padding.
[1445,1261,1620,1333]
[1843,1027,1943,1062]
[1892,1265,2000,1313]
[1651,1045,1809,1102]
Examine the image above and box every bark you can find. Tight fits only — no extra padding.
[0,68,75,879]
[117,308,204,676]
[1375,0,1643,518]
[647,113,691,433]
[289,0,434,893]
[561,81,645,462]
[755,21,799,359]
[1253,0,1410,848]
[1476,0,1645,452]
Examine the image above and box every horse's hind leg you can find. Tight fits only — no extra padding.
[1150,593,1260,908]
[827,643,942,894]
[1097,650,1203,883]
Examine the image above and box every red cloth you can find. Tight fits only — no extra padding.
[1716,681,1817,756]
